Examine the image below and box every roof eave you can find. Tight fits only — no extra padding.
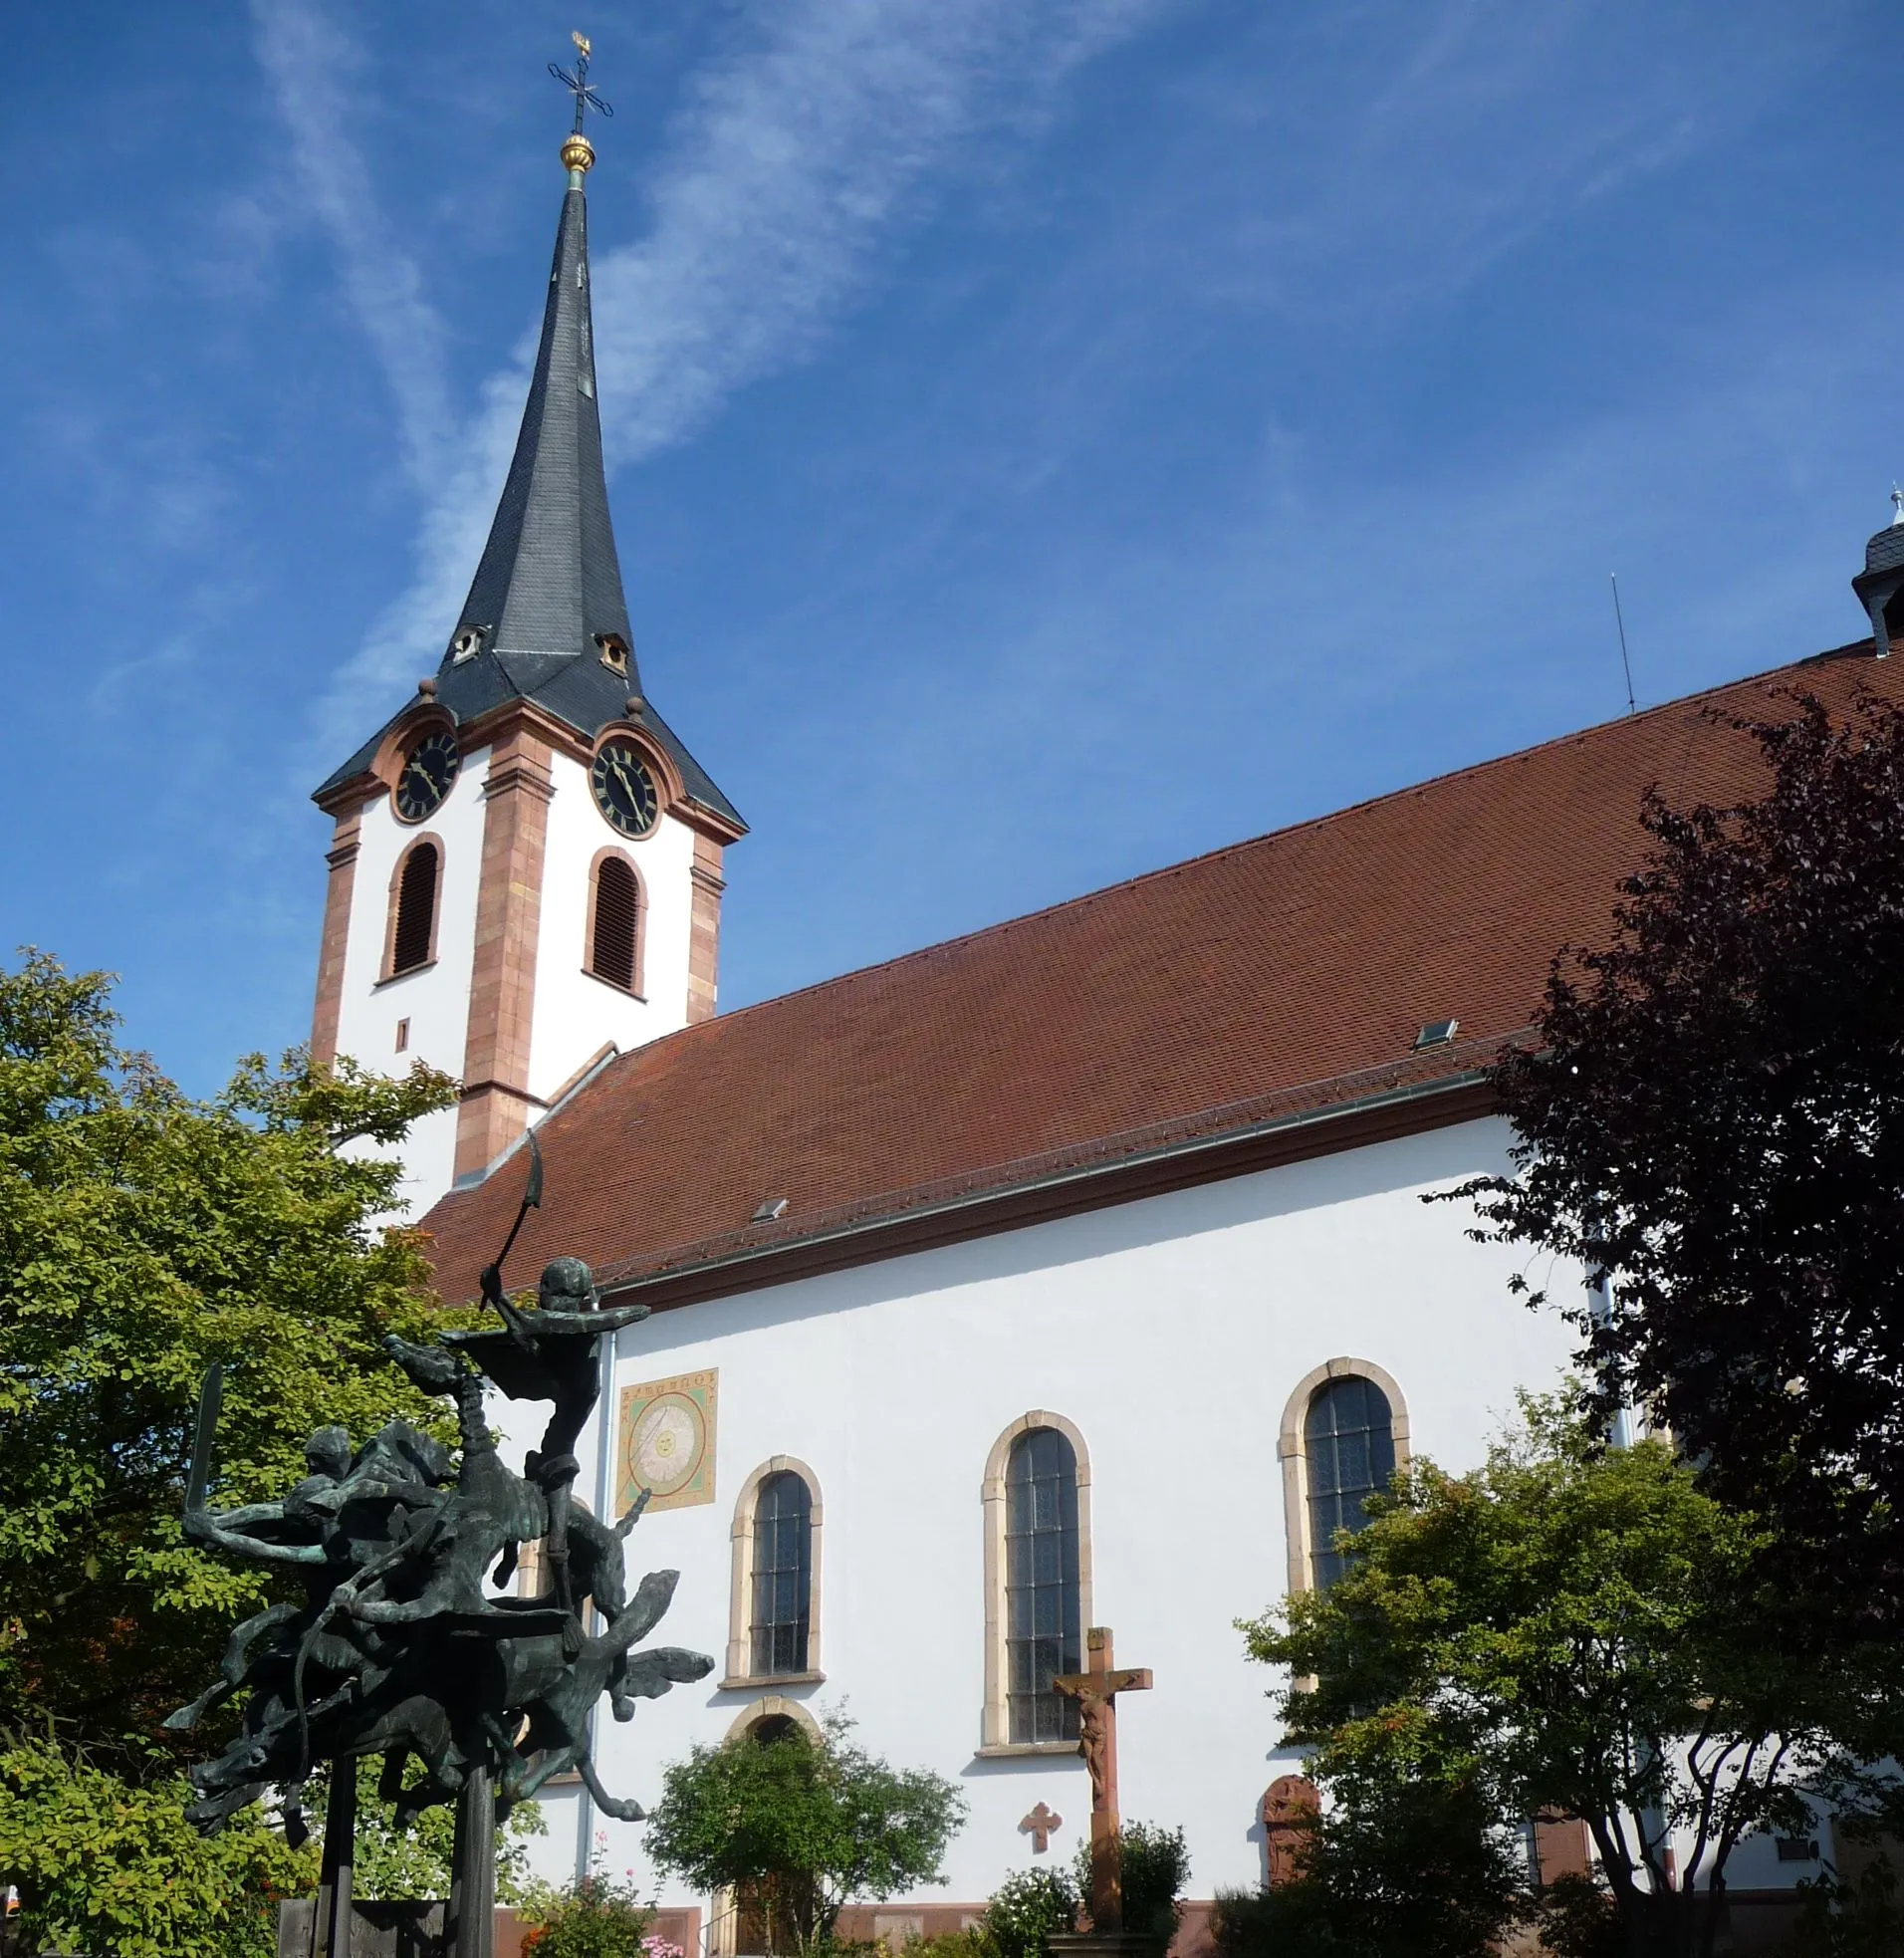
[582,1067,1500,1317]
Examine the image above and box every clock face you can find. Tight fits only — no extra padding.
[394,729,460,823]
[591,740,659,838]
[630,1393,707,1498]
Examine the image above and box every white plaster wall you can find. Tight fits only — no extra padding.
[332,752,491,1217]
[497,1115,1582,1906]
[529,759,699,1104]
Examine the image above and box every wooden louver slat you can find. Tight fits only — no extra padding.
[592,856,639,992]
[391,844,438,975]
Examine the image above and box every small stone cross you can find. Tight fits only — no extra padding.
[1020,1802,1063,1854]
[1053,1626,1152,1933]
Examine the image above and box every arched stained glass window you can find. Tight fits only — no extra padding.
[390,842,439,976]
[749,1471,812,1676]
[1005,1426,1080,1743]
[1305,1375,1396,1590]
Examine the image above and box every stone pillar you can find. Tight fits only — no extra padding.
[687,833,725,1025]
[310,804,364,1068]
[456,722,555,1180]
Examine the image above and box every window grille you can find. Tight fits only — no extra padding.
[1306,1375,1396,1589]
[1005,1427,1080,1743]
[749,1472,812,1676]
[390,844,438,975]
[591,855,640,991]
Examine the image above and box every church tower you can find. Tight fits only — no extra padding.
[309,89,745,1214]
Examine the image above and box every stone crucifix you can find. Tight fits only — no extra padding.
[1053,1626,1152,1934]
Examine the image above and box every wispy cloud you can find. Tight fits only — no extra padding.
[256,0,1174,751]
[248,0,456,486]
[590,0,1169,467]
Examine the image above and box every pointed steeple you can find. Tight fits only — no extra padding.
[448,134,631,695]
[318,104,741,833]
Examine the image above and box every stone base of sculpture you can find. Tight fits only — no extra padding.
[1049,1931,1168,1958]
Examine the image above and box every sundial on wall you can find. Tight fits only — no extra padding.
[618,1369,718,1511]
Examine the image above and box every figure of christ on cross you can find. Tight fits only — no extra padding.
[1053,1627,1152,1935]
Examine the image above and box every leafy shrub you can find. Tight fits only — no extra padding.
[1071,1822,1188,1943]
[518,1864,657,1958]
[1792,1854,1904,1958]
[645,1710,966,1955]
[0,1733,313,1958]
[908,1929,996,1958]
[984,1865,1077,1958]
[1531,1872,1623,1958]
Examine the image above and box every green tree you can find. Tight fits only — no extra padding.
[0,1732,312,1958]
[1210,1770,1526,1958]
[0,952,484,1946]
[643,1711,967,1955]
[1450,691,1904,1622]
[0,951,460,1758]
[1238,1391,1904,1958]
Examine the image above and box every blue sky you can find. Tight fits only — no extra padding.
[1,0,1897,1096]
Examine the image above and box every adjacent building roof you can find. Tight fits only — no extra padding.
[419,638,1903,1310]
[315,176,742,832]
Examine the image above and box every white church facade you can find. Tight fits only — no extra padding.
[309,116,1904,1949]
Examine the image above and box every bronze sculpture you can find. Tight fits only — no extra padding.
[172,1140,709,1957]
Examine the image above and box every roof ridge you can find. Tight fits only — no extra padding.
[587,636,1872,1071]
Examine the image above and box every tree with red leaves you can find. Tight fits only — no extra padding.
[1455,689,1904,1624]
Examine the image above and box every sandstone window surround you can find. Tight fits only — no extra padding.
[585,846,646,997]
[381,833,444,980]
[722,1456,825,1690]
[1277,1357,1410,1597]
[978,1410,1093,1757]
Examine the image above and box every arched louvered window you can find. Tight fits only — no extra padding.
[388,841,439,976]
[588,851,642,994]
[1305,1375,1396,1590]
[1005,1426,1081,1743]
[749,1472,813,1676]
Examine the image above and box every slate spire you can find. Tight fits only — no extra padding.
[447,129,634,691]
[316,98,742,832]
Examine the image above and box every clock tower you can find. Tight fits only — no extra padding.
[309,110,745,1215]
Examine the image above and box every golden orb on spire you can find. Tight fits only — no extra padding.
[561,130,595,174]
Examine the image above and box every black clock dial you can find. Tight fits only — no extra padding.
[591,740,659,838]
[394,729,460,823]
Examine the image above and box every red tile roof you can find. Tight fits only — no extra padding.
[419,640,1899,1307]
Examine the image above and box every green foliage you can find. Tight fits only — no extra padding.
[1530,1873,1624,1958]
[518,1857,657,1958]
[0,1731,313,1958]
[1448,690,1904,1619]
[982,1865,1076,1958]
[0,951,462,1760]
[1237,1387,1904,1958]
[1209,1773,1525,1958]
[1792,1855,1904,1958]
[643,1710,967,1954]
[1069,1822,1187,1943]
[907,1930,996,1958]
[304,1759,544,1905]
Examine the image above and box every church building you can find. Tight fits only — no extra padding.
[310,111,1904,1949]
